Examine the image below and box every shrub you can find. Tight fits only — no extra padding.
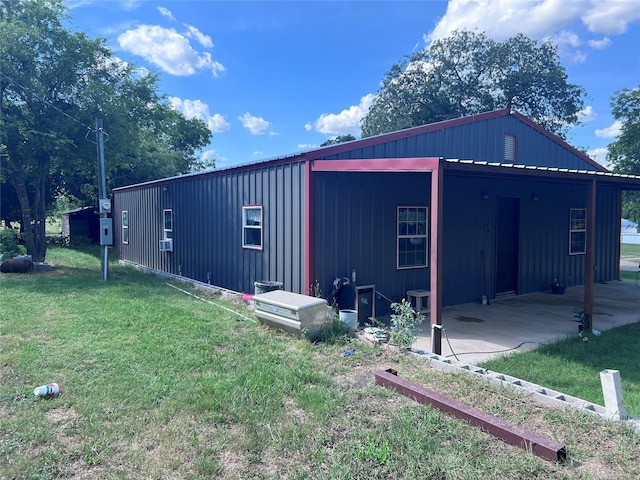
[389,299,425,349]
[0,228,26,258]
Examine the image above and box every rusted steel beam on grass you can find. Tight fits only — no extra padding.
[375,369,566,463]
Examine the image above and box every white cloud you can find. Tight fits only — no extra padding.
[578,106,597,123]
[297,143,317,149]
[547,29,586,62]
[588,37,612,49]
[581,1,640,35]
[239,113,272,135]
[426,0,584,43]
[587,147,609,167]
[202,149,227,165]
[184,24,214,48]
[169,97,230,133]
[117,25,225,77]
[551,29,581,48]
[309,94,374,136]
[595,120,622,138]
[304,122,313,132]
[157,7,175,21]
[425,0,640,61]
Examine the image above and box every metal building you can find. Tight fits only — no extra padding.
[112,109,640,336]
[60,207,100,244]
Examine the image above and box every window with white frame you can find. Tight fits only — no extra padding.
[397,206,428,269]
[121,210,129,244]
[243,206,263,250]
[569,208,586,255]
[163,209,173,240]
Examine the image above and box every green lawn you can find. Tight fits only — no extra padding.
[480,324,640,417]
[1,247,639,479]
[620,243,640,264]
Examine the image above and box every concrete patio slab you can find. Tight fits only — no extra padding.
[412,281,640,365]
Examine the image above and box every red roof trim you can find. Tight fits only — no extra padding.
[311,157,441,172]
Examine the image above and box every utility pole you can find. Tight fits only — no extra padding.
[95,118,112,281]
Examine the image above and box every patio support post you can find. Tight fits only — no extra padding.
[584,178,596,332]
[616,190,622,281]
[430,160,444,354]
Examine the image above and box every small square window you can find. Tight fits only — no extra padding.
[243,206,263,250]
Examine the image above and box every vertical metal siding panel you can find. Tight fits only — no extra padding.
[442,176,492,305]
[280,165,289,288]
[314,172,431,312]
[267,166,277,285]
[283,164,293,291]
[215,175,226,287]
[292,163,302,293]
[595,188,619,282]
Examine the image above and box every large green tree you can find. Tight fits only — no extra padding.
[607,85,640,223]
[361,30,585,139]
[0,0,212,261]
[320,134,357,147]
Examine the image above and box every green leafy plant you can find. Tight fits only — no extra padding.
[0,228,26,258]
[356,433,392,465]
[572,307,590,330]
[389,299,425,349]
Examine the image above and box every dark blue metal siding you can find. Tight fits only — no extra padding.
[318,116,598,170]
[113,162,306,294]
[442,176,621,305]
[440,176,493,306]
[595,188,621,282]
[311,170,622,310]
[313,172,431,315]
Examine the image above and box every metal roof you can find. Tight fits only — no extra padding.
[443,158,640,189]
[113,109,625,192]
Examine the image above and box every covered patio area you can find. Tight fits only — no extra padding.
[412,280,640,365]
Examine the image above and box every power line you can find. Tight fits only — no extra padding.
[0,71,95,132]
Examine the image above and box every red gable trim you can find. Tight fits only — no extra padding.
[311,157,441,172]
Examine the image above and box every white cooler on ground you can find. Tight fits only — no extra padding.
[253,290,329,339]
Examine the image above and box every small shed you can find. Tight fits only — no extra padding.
[61,207,100,244]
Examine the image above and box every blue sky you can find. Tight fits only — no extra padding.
[67,0,640,168]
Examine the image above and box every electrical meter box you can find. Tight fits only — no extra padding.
[100,218,113,245]
[254,290,329,340]
[99,198,112,214]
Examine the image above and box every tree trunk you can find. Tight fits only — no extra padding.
[32,174,47,262]
[8,160,45,261]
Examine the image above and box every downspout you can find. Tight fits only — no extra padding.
[584,178,596,332]
[430,159,444,354]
